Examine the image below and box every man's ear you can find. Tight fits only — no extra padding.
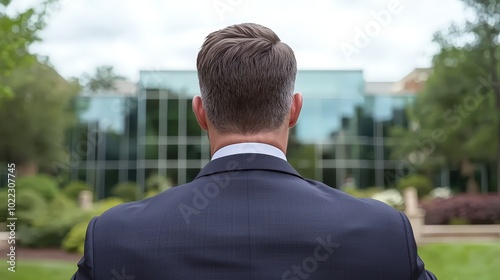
[288,93,303,128]
[192,96,208,131]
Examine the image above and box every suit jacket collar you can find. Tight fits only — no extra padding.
[195,153,303,180]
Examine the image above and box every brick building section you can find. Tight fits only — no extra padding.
[397,68,433,93]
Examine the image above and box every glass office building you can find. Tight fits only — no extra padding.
[67,70,493,199]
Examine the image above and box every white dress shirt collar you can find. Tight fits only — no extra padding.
[211,142,287,161]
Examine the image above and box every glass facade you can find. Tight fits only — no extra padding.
[67,70,492,198]
[65,95,139,198]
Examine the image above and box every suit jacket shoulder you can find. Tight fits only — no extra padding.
[72,154,436,280]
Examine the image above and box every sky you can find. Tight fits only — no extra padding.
[10,0,468,82]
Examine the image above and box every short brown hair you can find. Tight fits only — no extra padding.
[196,23,297,134]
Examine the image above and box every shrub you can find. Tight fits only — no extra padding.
[16,189,49,227]
[396,174,433,199]
[448,217,469,225]
[429,187,453,199]
[19,208,87,248]
[4,191,85,248]
[62,221,88,254]
[421,194,500,225]
[111,182,139,202]
[62,181,92,201]
[17,194,87,247]
[371,189,404,210]
[17,174,59,201]
[92,197,125,216]
[343,186,383,198]
[49,194,77,213]
[146,174,172,192]
[62,197,124,253]
[145,190,160,198]
[0,190,9,223]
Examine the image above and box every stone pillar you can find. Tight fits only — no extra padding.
[78,190,93,211]
[404,187,426,244]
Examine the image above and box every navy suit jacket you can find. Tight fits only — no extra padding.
[71,154,436,279]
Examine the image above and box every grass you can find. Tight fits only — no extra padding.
[0,243,499,279]
[419,243,500,280]
[0,259,76,280]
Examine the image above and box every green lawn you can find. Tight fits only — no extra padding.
[0,260,76,280]
[419,243,500,280]
[0,243,499,279]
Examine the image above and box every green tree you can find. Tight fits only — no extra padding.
[82,65,125,91]
[0,0,56,99]
[0,62,79,174]
[390,0,500,193]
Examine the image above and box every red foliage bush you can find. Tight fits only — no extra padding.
[421,194,500,225]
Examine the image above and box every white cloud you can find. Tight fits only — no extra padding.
[23,0,468,82]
